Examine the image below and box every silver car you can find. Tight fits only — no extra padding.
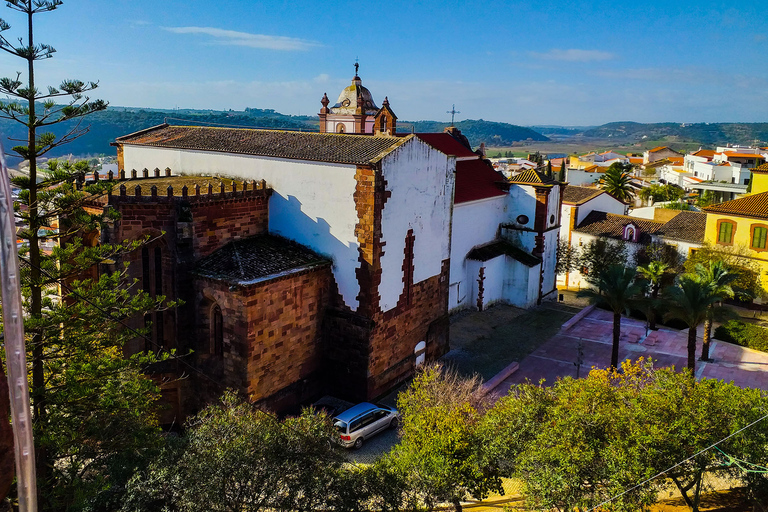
[333,402,399,449]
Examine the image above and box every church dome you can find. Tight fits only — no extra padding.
[330,75,379,116]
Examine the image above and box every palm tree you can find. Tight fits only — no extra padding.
[694,261,736,361]
[599,163,635,203]
[664,275,731,373]
[637,261,669,330]
[578,265,644,369]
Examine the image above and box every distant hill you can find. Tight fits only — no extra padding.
[0,107,547,159]
[581,122,768,145]
[401,119,549,146]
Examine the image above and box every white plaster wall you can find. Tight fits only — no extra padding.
[566,169,602,186]
[378,139,454,312]
[579,194,627,224]
[480,256,505,307]
[449,197,506,310]
[121,145,362,308]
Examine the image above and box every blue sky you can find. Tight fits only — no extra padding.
[0,0,766,126]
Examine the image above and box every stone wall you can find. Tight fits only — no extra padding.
[193,265,332,413]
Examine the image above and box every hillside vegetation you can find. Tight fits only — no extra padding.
[581,121,768,145]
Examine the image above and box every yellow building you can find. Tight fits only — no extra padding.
[703,163,768,294]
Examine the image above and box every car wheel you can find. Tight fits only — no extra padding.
[389,417,399,429]
[353,437,364,450]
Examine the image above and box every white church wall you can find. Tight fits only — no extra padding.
[121,145,362,309]
[449,196,506,311]
[378,139,454,312]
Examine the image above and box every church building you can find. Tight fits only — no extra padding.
[102,67,558,420]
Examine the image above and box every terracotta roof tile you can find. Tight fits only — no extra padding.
[562,185,603,205]
[693,149,716,158]
[507,168,555,185]
[194,234,331,285]
[574,211,663,244]
[723,152,765,159]
[413,133,477,158]
[115,124,407,165]
[752,163,768,174]
[454,159,507,204]
[648,146,670,152]
[703,191,768,220]
[657,211,707,243]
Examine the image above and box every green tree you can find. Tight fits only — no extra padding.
[578,237,630,279]
[578,265,644,368]
[664,274,731,372]
[0,1,107,504]
[489,360,768,512]
[694,261,737,361]
[555,239,580,275]
[637,261,669,329]
[388,364,502,512]
[599,162,635,203]
[684,243,764,301]
[121,390,384,512]
[558,160,566,182]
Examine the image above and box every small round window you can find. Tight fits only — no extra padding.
[516,215,529,225]
[550,215,556,224]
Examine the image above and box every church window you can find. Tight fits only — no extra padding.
[336,123,346,133]
[717,220,735,245]
[380,115,387,133]
[623,224,637,242]
[154,247,163,295]
[141,247,150,293]
[212,305,224,356]
[751,225,768,251]
[414,341,426,367]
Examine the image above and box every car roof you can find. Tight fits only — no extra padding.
[333,402,380,422]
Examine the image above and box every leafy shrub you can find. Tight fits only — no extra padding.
[714,320,768,352]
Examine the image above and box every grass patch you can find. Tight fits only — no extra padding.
[444,305,575,380]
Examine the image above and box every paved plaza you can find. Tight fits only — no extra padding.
[492,306,768,394]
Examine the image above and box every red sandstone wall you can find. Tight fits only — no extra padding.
[189,197,268,259]
[194,265,331,413]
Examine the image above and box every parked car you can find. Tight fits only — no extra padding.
[333,402,399,449]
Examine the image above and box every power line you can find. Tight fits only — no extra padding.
[586,411,768,511]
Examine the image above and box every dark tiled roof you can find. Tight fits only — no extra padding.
[413,133,477,158]
[703,191,768,220]
[454,159,507,204]
[656,211,707,243]
[562,185,603,205]
[508,168,555,185]
[466,240,541,267]
[753,163,768,174]
[574,211,663,244]
[194,234,331,285]
[115,124,408,165]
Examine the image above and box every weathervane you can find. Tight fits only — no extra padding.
[447,104,460,125]
[354,57,359,77]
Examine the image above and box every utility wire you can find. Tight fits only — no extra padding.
[586,411,768,511]
[16,254,366,468]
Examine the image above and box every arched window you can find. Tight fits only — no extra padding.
[380,115,387,133]
[414,341,426,367]
[212,305,223,355]
[336,123,346,133]
[623,224,637,242]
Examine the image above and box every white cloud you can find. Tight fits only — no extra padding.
[162,26,321,51]
[529,49,615,62]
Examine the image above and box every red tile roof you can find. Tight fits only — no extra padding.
[753,163,768,174]
[723,152,765,159]
[648,146,670,152]
[703,191,768,220]
[413,133,477,158]
[454,159,507,204]
[693,149,716,158]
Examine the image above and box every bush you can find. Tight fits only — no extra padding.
[714,320,768,352]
